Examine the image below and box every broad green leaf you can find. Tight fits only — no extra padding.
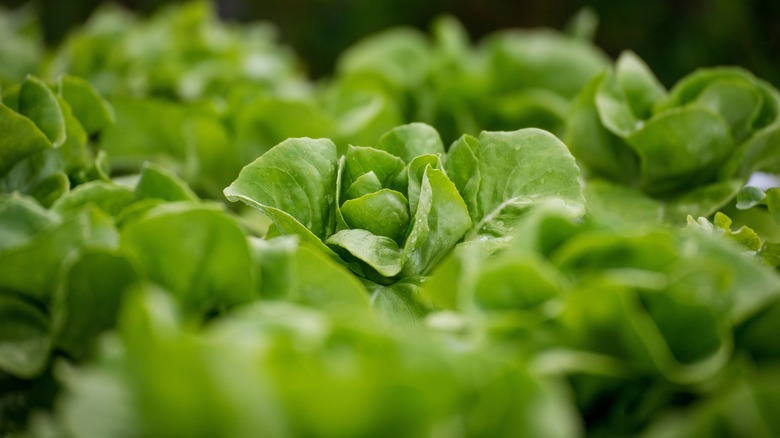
[344,171,383,201]
[343,145,406,188]
[473,129,584,238]
[51,181,134,216]
[614,51,666,119]
[376,123,445,163]
[120,203,255,315]
[340,189,410,244]
[53,250,139,359]
[0,207,117,303]
[626,107,733,195]
[0,293,50,378]
[327,229,403,278]
[134,162,199,202]
[224,137,338,241]
[402,167,471,276]
[18,76,65,147]
[0,194,58,250]
[565,73,640,183]
[58,74,114,135]
[0,103,52,176]
[444,134,480,220]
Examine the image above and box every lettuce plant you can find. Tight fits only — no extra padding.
[225,123,583,286]
[567,51,780,222]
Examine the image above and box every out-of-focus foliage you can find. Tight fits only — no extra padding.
[1,2,780,437]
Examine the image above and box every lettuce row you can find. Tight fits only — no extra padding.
[224,122,584,285]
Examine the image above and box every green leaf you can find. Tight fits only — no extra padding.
[224,137,338,241]
[343,145,406,188]
[53,250,139,359]
[58,74,114,135]
[247,236,296,300]
[614,51,666,120]
[337,28,430,89]
[487,29,609,99]
[736,186,767,210]
[327,229,403,278]
[565,73,639,183]
[402,167,471,276]
[766,188,780,224]
[0,293,50,378]
[473,254,563,310]
[51,181,135,216]
[405,154,443,217]
[0,194,58,251]
[596,70,642,138]
[692,76,762,144]
[291,244,371,312]
[344,171,383,201]
[626,107,733,195]
[444,134,480,220]
[376,123,445,163]
[0,103,52,176]
[18,76,65,147]
[340,189,410,244]
[0,207,117,304]
[120,203,255,315]
[472,129,584,238]
[134,162,199,202]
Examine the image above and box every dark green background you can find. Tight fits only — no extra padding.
[2,0,779,86]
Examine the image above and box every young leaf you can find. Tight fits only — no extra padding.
[444,134,480,220]
[340,189,410,244]
[327,229,403,277]
[402,167,471,276]
[376,123,445,163]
